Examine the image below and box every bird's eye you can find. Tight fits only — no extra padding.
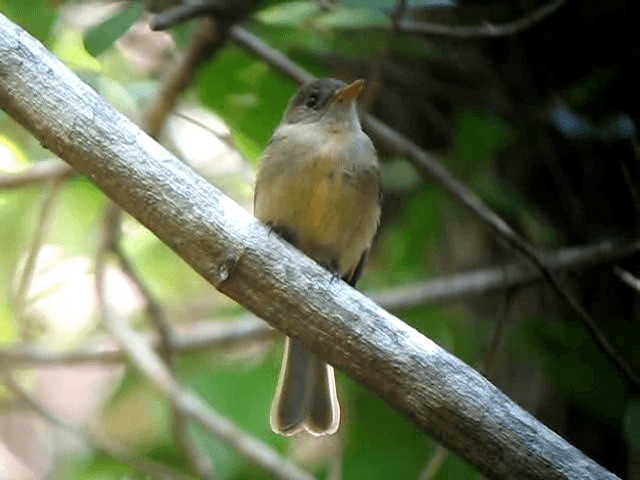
[305,93,319,108]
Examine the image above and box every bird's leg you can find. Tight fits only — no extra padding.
[266,222,298,246]
[323,259,341,285]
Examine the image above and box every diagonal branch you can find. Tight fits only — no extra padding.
[150,0,260,31]
[101,17,220,479]
[614,266,640,294]
[11,178,64,340]
[0,13,620,479]
[95,221,314,480]
[1,371,197,480]
[103,203,214,480]
[228,24,640,388]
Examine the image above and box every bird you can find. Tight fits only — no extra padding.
[254,77,381,436]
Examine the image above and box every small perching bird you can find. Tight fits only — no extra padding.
[254,78,381,436]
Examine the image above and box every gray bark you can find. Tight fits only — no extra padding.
[0,13,620,480]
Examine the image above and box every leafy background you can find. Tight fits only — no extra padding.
[0,0,639,479]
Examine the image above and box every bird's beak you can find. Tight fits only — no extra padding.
[333,79,364,103]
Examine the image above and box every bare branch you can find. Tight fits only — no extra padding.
[1,371,197,480]
[374,239,640,310]
[481,293,511,378]
[360,0,407,111]
[397,0,566,39]
[228,25,640,388]
[143,18,218,139]
[11,178,64,340]
[0,14,620,479]
[0,158,74,189]
[614,266,640,294]
[105,203,214,479]
[418,444,448,480]
[150,0,235,31]
[0,316,274,366]
[229,26,313,84]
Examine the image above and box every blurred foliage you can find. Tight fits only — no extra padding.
[0,0,55,42]
[83,1,144,57]
[1,0,639,479]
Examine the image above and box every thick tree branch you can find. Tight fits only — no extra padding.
[4,234,638,368]
[0,14,620,479]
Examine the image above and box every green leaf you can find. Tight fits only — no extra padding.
[83,1,144,57]
[339,0,390,10]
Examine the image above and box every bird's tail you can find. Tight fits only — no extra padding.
[270,338,340,436]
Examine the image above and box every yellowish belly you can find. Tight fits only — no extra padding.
[255,163,378,275]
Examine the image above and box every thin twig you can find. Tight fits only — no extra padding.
[418,444,448,480]
[171,110,241,154]
[106,18,223,478]
[481,291,513,379]
[0,158,74,189]
[420,287,514,480]
[229,26,313,84]
[12,178,65,340]
[0,316,274,366]
[143,18,218,138]
[1,371,197,480]
[95,216,314,480]
[396,0,566,39]
[104,205,176,362]
[620,159,640,220]
[229,25,640,387]
[359,0,406,111]
[150,0,236,31]
[614,266,640,294]
[105,204,213,479]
